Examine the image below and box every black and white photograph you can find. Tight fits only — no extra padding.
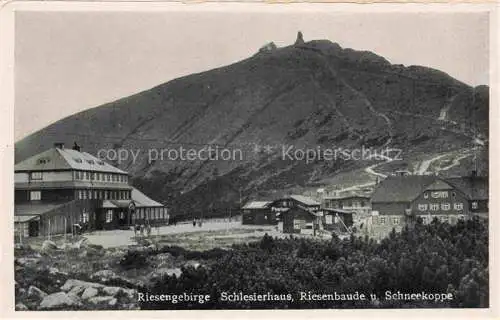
[2,2,496,314]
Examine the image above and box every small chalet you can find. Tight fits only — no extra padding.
[320,208,354,233]
[270,195,320,213]
[322,191,371,215]
[241,201,275,225]
[279,206,322,235]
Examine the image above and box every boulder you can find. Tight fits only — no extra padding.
[102,286,122,297]
[81,287,99,300]
[49,267,68,277]
[60,279,104,292]
[68,285,85,297]
[90,270,119,283]
[27,285,48,301]
[15,303,28,311]
[16,257,40,267]
[88,296,118,307]
[39,292,81,310]
[183,260,201,269]
[147,267,182,283]
[72,238,88,250]
[40,240,58,254]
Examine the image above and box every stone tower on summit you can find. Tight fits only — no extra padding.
[294,31,305,45]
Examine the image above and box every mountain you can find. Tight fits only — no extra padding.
[15,34,489,217]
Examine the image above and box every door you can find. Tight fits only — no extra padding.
[28,221,39,237]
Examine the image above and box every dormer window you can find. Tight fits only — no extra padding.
[73,158,83,163]
[86,160,95,165]
[97,161,105,165]
[36,158,50,165]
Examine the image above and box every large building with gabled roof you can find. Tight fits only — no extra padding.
[14,142,168,238]
[371,173,488,226]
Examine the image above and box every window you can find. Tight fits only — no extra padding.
[104,191,108,200]
[440,216,449,223]
[120,211,125,219]
[30,191,41,201]
[423,192,429,199]
[472,201,478,209]
[379,217,386,224]
[86,172,90,180]
[325,215,333,224]
[37,158,50,165]
[441,203,451,211]
[81,211,89,223]
[392,217,400,225]
[30,172,43,180]
[293,219,305,230]
[418,204,428,211]
[452,192,456,198]
[454,202,464,210]
[430,204,439,211]
[94,191,98,199]
[82,190,87,199]
[106,210,113,223]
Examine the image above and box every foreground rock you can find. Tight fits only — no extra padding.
[15,303,28,311]
[39,292,81,310]
[81,287,99,300]
[27,285,47,301]
[40,240,58,255]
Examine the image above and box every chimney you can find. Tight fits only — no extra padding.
[54,142,65,149]
[72,141,81,152]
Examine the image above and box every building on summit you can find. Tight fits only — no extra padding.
[14,142,167,238]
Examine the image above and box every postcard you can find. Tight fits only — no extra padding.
[0,1,497,317]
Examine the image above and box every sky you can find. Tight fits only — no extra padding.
[15,9,490,141]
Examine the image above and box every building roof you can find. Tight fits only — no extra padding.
[322,208,354,215]
[132,188,164,207]
[15,215,40,223]
[444,176,488,201]
[289,195,320,206]
[242,201,272,209]
[371,175,439,203]
[15,147,127,174]
[324,190,372,200]
[371,175,489,203]
[14,202,68,216]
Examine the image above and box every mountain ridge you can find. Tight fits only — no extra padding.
[15,38,489,216]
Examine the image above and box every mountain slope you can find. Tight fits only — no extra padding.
[15,38,489,216]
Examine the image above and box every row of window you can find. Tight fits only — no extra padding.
[28,189,131,201]
[376,216,401,225]
[327,200,368,209]
[420,215,465,224]
[73,171,128,183]
[77,189,131,200]
[417,202,463,211]
[28,171,129,184]
[105,208,168,223]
